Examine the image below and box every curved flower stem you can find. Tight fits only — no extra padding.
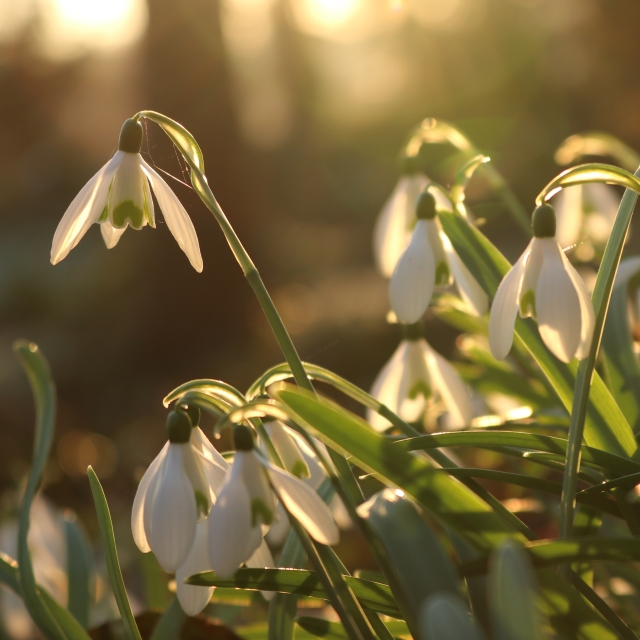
[559,167,640,554]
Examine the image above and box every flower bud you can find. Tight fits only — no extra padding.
[234,425,254,451]
[532,204,556,238]
[416,192,437,220]
[167,409,191,443]
[118,118,143,154]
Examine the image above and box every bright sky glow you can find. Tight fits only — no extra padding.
[37,0,148,60]
[300,0,360,27]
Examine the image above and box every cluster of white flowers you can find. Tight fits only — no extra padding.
[132,407,339,615]
[370,159,600,431]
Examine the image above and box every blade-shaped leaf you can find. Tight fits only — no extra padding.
[438,209,639,460]
[64,514,93,628]
[420,593,487,640]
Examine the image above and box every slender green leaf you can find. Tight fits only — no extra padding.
[188,569,401,619]
[571,507,602,586]
[64,514,93,628]
[554,132,640,172]
[149,597,186,640]
[14,341,67,640]
[438,209,639,460]
[395,431,640,476]
[536,163,640,205]
[0,554,90,640]
[577,472,640,496]
[139,552,170,610]
[420,593,487,640]
[357,489,460,637]
[295,618,350,640]
[87,467,142,640]
[602,258,640,434]
[488,541,547,640]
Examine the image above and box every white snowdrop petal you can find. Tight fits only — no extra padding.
[181,445,214,521]
[441,232,488,316]
[389,220,436,324]
[175,519,214,616]
[245,539,274,569]
[209,461,261,578]
[100,223,127,249]
[397,340,430,423]
[536,239,582,363]
[423,342,473,429]
[149,445,198,572]
[489,247,529,360]
[191,427,229,469]
[264,421,309,478]
[131,442,169,553]
[265,503,291,546]
[108,153,147,229]
[51,154,121,264]
[374,174,428,277]
[426,220,450,286]
[266,464,339,546]
[140,159,203,272]
[240,452,277,524]
[552,186,583,249]
[367,341,409,431]
[560,249,595,360]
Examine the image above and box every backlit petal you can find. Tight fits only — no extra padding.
[191,427,229,469]
[246,539,276,601]
[397,340,430,423]
[100,223,127,249]
[149,445,198,571]
[266,464,339,546]
[489,246,529,360]
[175,519,213,616]
[367,341,408,431]
[51,154,121,264]
[131,442,169,553]
[264,421,309,478]
[389,220,436,324]
[519,239,544,318]
[108,153,147,230]
[140,159,203,272]
[423,341,473,429]
[373,174,428,277]
[552,186,583,249]
[536,239,582,362]
[209,458,261,578]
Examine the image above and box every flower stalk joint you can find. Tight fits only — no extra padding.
[416,191,437,220]
[118,118,143,154]
[532,203,556,238]
[166,409,191,443]
[234,425,254,451]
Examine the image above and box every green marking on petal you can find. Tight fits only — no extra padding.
[291,459,310,479]
[112,200,145,230]
[195,489,210,517]
[435,261,450,286]
[251,498,274,527]
[408,379,431,401]
[143,181,155,228]
[98,205,109,223]
[519,289,536,318]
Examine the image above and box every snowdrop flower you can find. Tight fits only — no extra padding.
[51,118,203,271]
[367,328,473,432]
[389,192,488,324]
[551,183,619,256]
[208,426,339,578]
[131,408,227,572]
[489,204,595,364]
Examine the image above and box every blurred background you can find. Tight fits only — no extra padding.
[0,0,640,614]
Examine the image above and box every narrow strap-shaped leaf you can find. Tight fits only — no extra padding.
[64,514,93,628]
[438,209,639,460]
[188,569,401,619]
[87,467,142,640]
[0,554,91,640]
[571,506,602,586]
[395,431,640,475]
[14,341,67,640]
[421,593,488,640]
[149,597,186,640]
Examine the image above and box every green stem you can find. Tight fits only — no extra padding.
[559,168,640,546]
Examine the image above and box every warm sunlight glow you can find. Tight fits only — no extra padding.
[302,0,360,27]
[37,0,148,60]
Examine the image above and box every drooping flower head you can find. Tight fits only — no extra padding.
[51,118,203,271]
[389,191,488,324]
[368,324,473,432]
[131,407,227,572]
[489,203,595,363]
[208,425,339,578]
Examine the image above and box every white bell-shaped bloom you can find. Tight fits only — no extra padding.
[489,204,595,364]
[51,118,203,272]
[389,192,488,323]
[131,412,228,572]
[367,336,473,432]
[208,427,339,578]
[551,183,619,252]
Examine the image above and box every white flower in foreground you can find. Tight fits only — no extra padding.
[131,409,228,572]
[208,426,339,578]
[389,192,488,323]
[551,182,619,253]
[367,332,473,432]
[489,203,595,364]
[51,118,203,271]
